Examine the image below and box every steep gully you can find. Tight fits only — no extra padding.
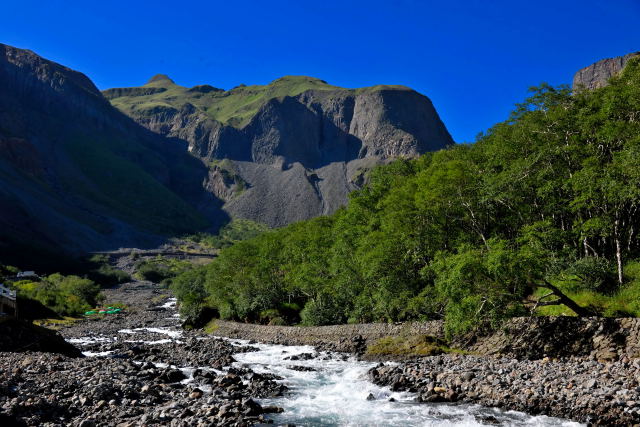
[31,278,579,426]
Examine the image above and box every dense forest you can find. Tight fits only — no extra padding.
[172,59,640,335]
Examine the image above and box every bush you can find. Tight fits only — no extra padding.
[0,264,18,282]
[184,220,269,250]
[300,297,345,326]
[13,274,103,317]
[83,255,131,287]
[170,268,209,325]
[566,257,617,294]
[134,256,192,283]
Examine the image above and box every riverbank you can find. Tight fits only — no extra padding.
[369,355,640,425]
[212,316,640,361]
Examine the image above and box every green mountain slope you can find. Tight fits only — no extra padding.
[106,74,411,129]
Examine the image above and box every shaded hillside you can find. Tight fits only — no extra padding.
[0,44,226,265]
[106,75,453,226]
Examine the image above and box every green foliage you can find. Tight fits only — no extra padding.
[564,257,617,293]
[185,219,269,249]
[300,296,345,326]
[84,255,131,286]
[12,274,102,317]
[171,58,640,332]
[0,264,18,282]
[134,256,193,284]
[170,268,209,323]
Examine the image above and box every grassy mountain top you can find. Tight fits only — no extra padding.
[106,75,414,129]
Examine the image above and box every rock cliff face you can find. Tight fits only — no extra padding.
[0,44,224,265]
[573,52,640,90]
[106,76,453,226]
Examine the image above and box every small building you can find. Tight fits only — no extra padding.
[0,283,17,318]
[16,271,37,279]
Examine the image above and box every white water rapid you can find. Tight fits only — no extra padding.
[231,340,584,427]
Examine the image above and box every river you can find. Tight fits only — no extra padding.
[63,293,582,426]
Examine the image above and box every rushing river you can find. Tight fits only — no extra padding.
[231,340,582,427]
[69,297,583,426]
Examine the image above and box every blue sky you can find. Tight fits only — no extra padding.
[2,0,639,142]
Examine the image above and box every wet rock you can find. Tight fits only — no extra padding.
[369,354,640,424]
[284,352,316,361]
[189,389,203,399]
[242,398,263,416]
[286,365,317,372]
[159,369,186,383]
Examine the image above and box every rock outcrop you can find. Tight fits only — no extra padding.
[573,51,640,90]
[106,76,453,227]
[0,44,226,266]
[0,319,82,357]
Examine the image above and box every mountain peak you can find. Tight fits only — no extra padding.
[147,74,175,85]
[269,75,329,85]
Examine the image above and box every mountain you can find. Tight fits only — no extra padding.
[573,52,640,90]
[105,75,453,227]
[0,44,225,266]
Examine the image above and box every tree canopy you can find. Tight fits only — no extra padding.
[173,59,640,334]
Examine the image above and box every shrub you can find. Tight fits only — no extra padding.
[565,257,617,294]
[300,297,345,326]
[83,255,131,287]
[13,274,102,317]
[134,257,192,283]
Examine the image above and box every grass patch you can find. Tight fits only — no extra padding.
[62,133,207,234]
[366,334,458,357]
[203,319,219,334]
[150,294,170,305]
[208,159,248,196]
[532,276,640,317]
[33,317,80,330]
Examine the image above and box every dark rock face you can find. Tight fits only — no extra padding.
[573,52,640,90]
[0,44,225,262]
[0,319,82,357]
[110,80,453,227]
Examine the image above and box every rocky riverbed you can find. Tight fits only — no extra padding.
[1,277,636,425]
[0,281,286,426]
[369,355,640,425]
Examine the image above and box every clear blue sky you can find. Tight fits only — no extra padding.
[2,0,639,142]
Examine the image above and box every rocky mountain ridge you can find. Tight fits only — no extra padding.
[573,51,640,90]
[105,75,454,226]
[0,44,226,266]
